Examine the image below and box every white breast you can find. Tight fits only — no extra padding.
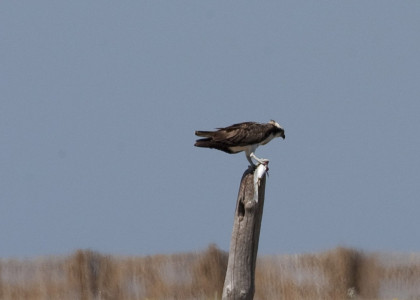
[260,134,275,145]
[230,144,259,153]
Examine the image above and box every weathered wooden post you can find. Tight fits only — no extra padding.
[222,164,268,300]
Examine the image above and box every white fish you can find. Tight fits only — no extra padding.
[253,162,269,203]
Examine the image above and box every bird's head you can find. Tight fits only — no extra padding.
[269,120,285,139]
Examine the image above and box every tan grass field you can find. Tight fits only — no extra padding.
[1,245,420,299]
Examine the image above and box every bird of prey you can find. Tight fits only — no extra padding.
[194,120,285,166]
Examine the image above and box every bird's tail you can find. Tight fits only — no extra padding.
[194,138,212,148]
[195,130,215,137]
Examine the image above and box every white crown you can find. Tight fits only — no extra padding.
[269,120,282,129]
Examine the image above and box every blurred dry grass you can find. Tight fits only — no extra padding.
[1,245,420,299]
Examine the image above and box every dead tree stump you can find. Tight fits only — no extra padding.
[222,166,267,300]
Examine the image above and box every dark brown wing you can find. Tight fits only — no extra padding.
[212,122,272,146]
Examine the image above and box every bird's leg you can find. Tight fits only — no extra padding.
[250,152,269,166]
[245,147,269,168]
[246,153,257,168]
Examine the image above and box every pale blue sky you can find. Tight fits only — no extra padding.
[1,2,420,258]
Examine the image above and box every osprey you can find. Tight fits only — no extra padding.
[194,120,285,166]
